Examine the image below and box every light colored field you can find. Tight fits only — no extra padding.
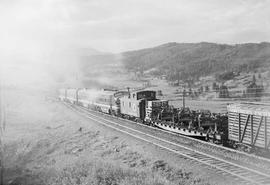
[145,78,228,112]
[170,99,228,113]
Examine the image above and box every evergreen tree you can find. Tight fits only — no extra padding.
[188,88,192,96]
[252,74,256,83]
[205,85,209,92]
[219,84,229,98]
[242,90,246,98]
[199,86,203,93]
[212,82,217,91]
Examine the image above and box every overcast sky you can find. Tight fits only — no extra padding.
[1,0,270,54]
[0,0,270,86]
[0,0,269,87]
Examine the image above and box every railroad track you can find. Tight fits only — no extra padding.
[74,102,270,169]
[63,102,270,185]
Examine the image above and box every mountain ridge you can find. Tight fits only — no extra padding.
[120,42,270,81]
[78,42,270,86]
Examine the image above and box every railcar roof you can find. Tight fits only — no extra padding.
[150,99,168,102]
[130,90,156,93]
[227,102,270,117]
[100,90,117,96]
[66,88,77,91]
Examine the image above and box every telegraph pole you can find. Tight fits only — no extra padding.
[0,65,5,185]
[183,88,186,109]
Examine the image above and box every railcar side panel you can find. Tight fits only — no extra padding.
[78,89,92,108]
[91,90,120,115]
[120,96,140,118]
[66,89,78,104]
[120,90,156,119]
[228,103,270,150]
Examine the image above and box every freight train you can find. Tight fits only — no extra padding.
[59,88,270,154]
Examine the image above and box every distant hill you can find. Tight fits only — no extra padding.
[78,42,270,87]
[79,53,128,88]
[121,42,270,81]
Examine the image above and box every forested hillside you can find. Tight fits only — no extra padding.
[122,42,270,82]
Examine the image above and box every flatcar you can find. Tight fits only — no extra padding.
[228,103,270,152]
[153,109,207,139]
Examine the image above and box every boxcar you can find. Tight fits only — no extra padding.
[228,103,270,150]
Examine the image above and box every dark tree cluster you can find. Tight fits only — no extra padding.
[120,42,270,83]
[246,82,264,97]
[243,75,264,98]
[216,71,238,82]
[219,85,229,98]
[212,82,219,91]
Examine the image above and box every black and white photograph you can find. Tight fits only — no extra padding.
[1,0,270,184]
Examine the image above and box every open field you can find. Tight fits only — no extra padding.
[145,78,270,113]
[169,99,228,113]
[1,88,226,185]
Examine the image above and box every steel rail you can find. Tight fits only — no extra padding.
[77,101,270,164]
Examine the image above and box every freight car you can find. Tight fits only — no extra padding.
[228,103,270,152]
[147,106,226,140]
[119,90,156,121]
[152,107,208,139]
